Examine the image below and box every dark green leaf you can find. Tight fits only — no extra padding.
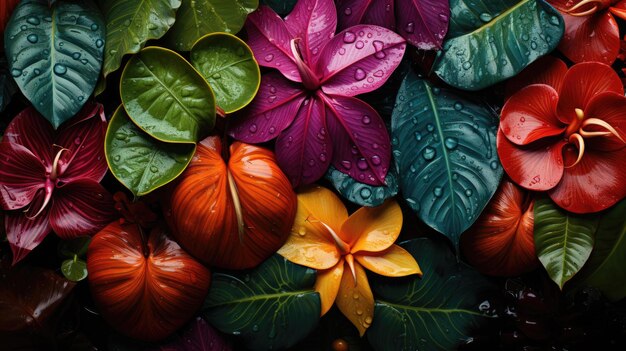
[434,0,564,91]
[391,72,502,251]
[58,236,91,258]
[4,0,105,128]
[368,238,495,351]
[260,0,296,16]
[203,254,321,351]
[105,106,196,196]
[325,165,398,207]
[61,257,88,282]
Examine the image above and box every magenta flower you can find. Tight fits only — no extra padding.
[229,0,406,187]
[0,103,116,264]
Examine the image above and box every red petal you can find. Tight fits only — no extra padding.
[548,147,626,213]
[557,61,623,124]
[497,129,566,191]
[558,12,619,64]
[610,2,626,20]
[504,56,568,99]
[500,84,565,145]
[5,208,51,264]
[584,92,626,151]
[0,142,46,210]
[284,0,337,66]
[49,180,116,239]
[337,0,396,31]
[2,107,55,167]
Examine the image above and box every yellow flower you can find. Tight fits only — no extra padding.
[278,186,421,335]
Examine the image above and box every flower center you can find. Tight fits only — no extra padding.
[290,38,321,91]
[25,147,68,219]
[565,0,610,16]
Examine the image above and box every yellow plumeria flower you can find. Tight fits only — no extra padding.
[278,186,421,336]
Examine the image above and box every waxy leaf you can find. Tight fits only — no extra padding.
[534,197,598,289]
[433,0,564,91]
[392,72,502,251]
[105,106,196,196]
[61,257,88,282]
[165,0,258,51]
[190,33,260,113]
[325,165,398,207]
[120,47,216,143]
[151,317,233,351]
[368,238,495,351]
[203,254,321,351]
[4,0,105,128]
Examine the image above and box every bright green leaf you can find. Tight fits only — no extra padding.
[61,256,88,282]
[325,165,398,207]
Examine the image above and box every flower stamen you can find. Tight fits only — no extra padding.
[290,38,321,91]
[566,133,585,168]
[318,220,351,255]
[566,0,603,16]
[579,118,626,143]
[345,254,357,286]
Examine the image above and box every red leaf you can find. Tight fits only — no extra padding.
[2,107,55,167]
[5,201,51,265]
[336,0,396,32]
[504,56,568,99]
[284,0,337,65]
[0,142,46,210]
[395,0,449,50]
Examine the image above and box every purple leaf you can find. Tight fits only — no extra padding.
[0,142,46,210]
[284,0,337,65]
[229,72,305,143]
[2,107,55,166]
[321,93,390,185]
[5,200,51,265]
[317,25,406,97]
[151,317,232,351]
[336,0,395,32]
[395,0,449,50]
[246,6,302,82]
[275,96,331,187]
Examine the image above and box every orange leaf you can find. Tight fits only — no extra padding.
[356,245,422,277]
[341,200,402,253]
[314,261,344,316]
[335,261,374,336]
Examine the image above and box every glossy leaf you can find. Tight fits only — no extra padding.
[433,0,564,91]
[367,238,495,350]
[202,254,321,351]
[260,0,296,15]
[190,33,260,113]
[105,106,196,196]
[325,165,398,207]
[392,72,502,251]
[164,0,258,51]
[4,0,105,128]
[151,317,233,351]
[61,256,88,282]
[120,47,216,143]
[534,197,598,289]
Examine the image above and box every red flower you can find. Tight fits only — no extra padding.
[548,0,626,63]
[498,59,626,213]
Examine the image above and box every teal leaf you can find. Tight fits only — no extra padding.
[325,165,398,207]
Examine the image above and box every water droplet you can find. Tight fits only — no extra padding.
[150,166,158,173]
[341,160,352,170]
[33,69,40,75]
[490,161,499,170]
[249,124,258,133]
[95,39,104,48]
[11,68,22,77]
[53,64,67,75]
[454,102,464,111]
[462,61,472,70]
[414,132,422,141]
[355,40,364,49]
[422,147,436,161]
[426,124,435,132]
[357,158,368,170]
[354,68,366,81]
[465,189,473,197]
[212,72,221,79]
[373,70,384,77]
[124,19,131,27]
[530,41,537,50]
[356,309,364,315]
[264,54,274,62]
[549,16,560,26]
[114,155,121,161]
[20,25,27,31]
[372,40,384,53]
[343,31,356,43]
[90,23,99,31]
[74,137,81,145]
[371,155,381,165]
[360,188,372,199]
[72,52,81,60]
[444,137,458,150]
[439,13,448,22]
[344,7,352,16]
[405,22,415,33]
[338,47,346,55]
[521,34,529,41]
[479,13,492,22]
[80,59,88,65]
[433,186,443,197]
[27,17,40,25]
[362,115,371,124]
[27,34,38,43]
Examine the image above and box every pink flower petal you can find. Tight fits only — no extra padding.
[395,0,449,50]
[284,0,337,66]
[2,107,55,167]
[5,205,51,265]
[337,0,396,32]
[0,142,46,210]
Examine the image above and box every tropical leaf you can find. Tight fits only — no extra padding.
[4,0,105,128]
[391,71,502,251]
[367,238,495,351]
[120,47,216,143]
[534,197,598,289]
[61,256,88,282]
[433,0,564,91]
[105,106,196,196]
[202,254,321,351]
[190,33,260,113]
[325,165,398,207]
[164,0,258,51]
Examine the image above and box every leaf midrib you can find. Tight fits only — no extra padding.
[462,0,531,37]
[206,289,314,308]
[377,300,487,317]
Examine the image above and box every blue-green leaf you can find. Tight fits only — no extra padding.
[325,165,398,207]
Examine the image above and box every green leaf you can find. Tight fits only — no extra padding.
[120,46,216,143]
[58,236,91,258]
[203,254,321,351]
[4,0,105,128]
[164,0,258,51]
[368,238,495,351]
[190,33,260,114]
[534,197,598,289]
[573,200,626,301]
[434,0,564,91]
[391,71,502,251]
[61,256,88,282]
[99,0,181,79]
[105,106,196,196]
[325,165,398,207]
[260,0,296,16]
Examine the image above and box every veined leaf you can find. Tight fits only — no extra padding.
[61,256,88,282]
[325,165,398,207]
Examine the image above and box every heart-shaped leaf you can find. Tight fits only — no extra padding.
[367,238,495,350]
[105,106,196,196]
[392,71,502,251]
[4,0,105,128]
[202,254,321,351]
[164,0,258,51]
[534,197,598,289]
[433,0,564,91]
[325,165,398,207]
[120,46,216,143]
[61,256,88,282]
[190,33,260,113]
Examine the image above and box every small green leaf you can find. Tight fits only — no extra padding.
[434,0,564,91]
[368,238,495,351]
[203,254,321,351]
[164,0,258,51]
[61,256,88,282]
[190,33,260,114]
[534,197,598,289]
[105,106,196,196]
[4,0,105,128]
[325,165,398,207]
[120,46,216,143]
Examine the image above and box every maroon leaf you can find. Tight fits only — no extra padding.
[395,0,449,50]
[336,0,396,31]
[2,107,55,166]
[152,317,232,351]
[0,142,46,210]
[5,204,51,265]
[284,0,337,65]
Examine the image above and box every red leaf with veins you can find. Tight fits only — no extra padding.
[336,0,396,32]
[284,0,337,64]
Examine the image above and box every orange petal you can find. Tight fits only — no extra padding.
[336,261,375,337]
[341,200,402,253]
[355,245,422,277]
[297,185,348,231]
[314,261,344,316]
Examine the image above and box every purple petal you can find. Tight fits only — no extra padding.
[152,317,233,351]
[336,0,395,32]
[49,180,116,240]
[396,0,449,50]
[0,142,46,210]
[245,6,301,82]
[318,25,405,97]
[5,205,52,265]
[321,93,390,185]
[3,107,55,167]
[284,0,337,66]
[229,72,305,143]
[275,95,331,187]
